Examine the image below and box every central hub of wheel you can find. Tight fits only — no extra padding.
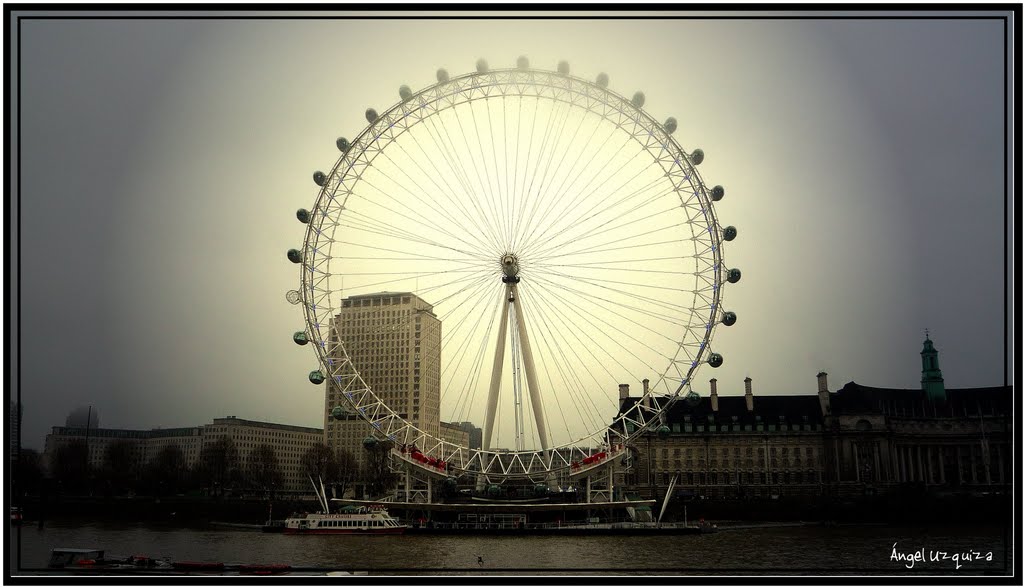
[500,254,520,283]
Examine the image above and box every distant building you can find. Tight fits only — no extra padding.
[447,421,483,450]
[65,406,99,429]
[42,416,324,495]
[324,292,442,470]
[10,401,20,461]
[439,421,470,449]
[622,336,1010,500]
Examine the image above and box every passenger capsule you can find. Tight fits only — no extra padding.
[308,370,325,385]
[685,390,701,406]
[723,226,737,241]
[690,149,705,165]
[727,268,742,284]
[362,436,379,448]
[399,85,412,102]
[296,209,310,224]
[664,117,677,134]
[436,68,450,83]
[632,92,645,108]
[286,249,302,264]
[657,425,671,437]
[476,58,488,73]
[365,108,378,124]
[721,311,737,326]
[336,137,350,152]
[331,405,344,419]
[313,171,327,186]
[293,331,309,345]
[517,56,529,70]
[710,185,725,201]
[596,72,609,88]
[557,60,570,75]
[708,353,724,368]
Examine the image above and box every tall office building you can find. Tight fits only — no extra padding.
[10,401,20,461]
[324,292,442,470]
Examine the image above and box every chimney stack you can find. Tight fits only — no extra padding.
[744,377,754,412]
[816,372,831,416]
[642,379,652,409]
[643,378,650,395]
[618,383,630,400]
[709,378,719,412]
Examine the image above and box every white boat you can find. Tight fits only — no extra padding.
[283,475,407,535]
[283,506,407,535]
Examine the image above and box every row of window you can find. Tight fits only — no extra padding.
[341,296,413,308]
[208,426,315,440]
[662,447,816,458]
[657,471,821,485]
[677,423,820,433]
[313,519,394,528]
[655,458,821,469]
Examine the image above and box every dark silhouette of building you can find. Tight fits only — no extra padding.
[65,406,99,429]
[621,335,1010,499]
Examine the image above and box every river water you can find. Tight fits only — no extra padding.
[10,521,1010,575]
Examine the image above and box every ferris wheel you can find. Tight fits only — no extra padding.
[287,57,740,482]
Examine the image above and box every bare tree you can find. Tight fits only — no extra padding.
[248,444,283,499]
[361,440,397,499]
[145,445,189,496]
[335,448,359,498]
[199,437,239,497]
[102,440,140,495]
[300,443,339,485]
[51,440,90,494]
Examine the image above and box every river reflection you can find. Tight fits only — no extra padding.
[10,520,1009,575]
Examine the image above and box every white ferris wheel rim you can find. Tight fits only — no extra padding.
[298,65,729,480]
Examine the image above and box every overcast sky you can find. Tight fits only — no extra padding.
[11,12,1012,450]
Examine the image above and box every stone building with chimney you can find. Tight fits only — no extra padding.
[620,335,1010,500]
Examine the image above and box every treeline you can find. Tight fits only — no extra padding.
[11,438,397,500]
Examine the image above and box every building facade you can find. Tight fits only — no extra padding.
[623,336,1011,500]
[42,416,324,494]
[623,377,827,500]
[324,292,442,470]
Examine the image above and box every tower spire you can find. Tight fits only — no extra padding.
[920,332,945,402]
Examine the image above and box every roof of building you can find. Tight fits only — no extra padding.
[345,291,414,300]
[832,381,1010,416]
[619,394,824,425]
[210,416,323,434]
[50,427,152,440]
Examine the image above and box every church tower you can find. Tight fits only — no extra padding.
[920,331,946,402]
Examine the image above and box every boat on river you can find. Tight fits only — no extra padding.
[283,506,407,535]
[283,476,407,535]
